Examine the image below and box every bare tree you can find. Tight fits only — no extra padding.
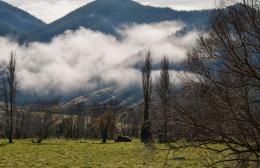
[169,1,260,167]
[0,61,6,139]
[32,100,60,143]
[99,111,116,143]
[75,103,85,139]
[13,109,27,139]
[155,56,171,143]
[4,52,17,144]
[140,51,153,143]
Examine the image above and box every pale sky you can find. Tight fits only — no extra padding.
[3,0,219,23]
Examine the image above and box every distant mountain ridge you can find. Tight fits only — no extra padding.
[0,0,210,107]
[0,0,209,42]
[0,0,45,38]
[25,0,209,42]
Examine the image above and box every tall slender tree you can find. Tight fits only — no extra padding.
[155,56,171,143]
[5,52,17,143]
[140,51,153,143]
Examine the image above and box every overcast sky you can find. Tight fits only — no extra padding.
[3,0,219,23]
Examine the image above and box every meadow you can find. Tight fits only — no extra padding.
[0,139,228,168]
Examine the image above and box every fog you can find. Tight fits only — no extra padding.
[0,21,197,95]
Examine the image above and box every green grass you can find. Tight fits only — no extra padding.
[0,139,227,168]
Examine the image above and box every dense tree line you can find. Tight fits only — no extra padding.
[0,91,140,143]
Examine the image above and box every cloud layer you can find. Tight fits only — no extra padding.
[0,21,197,95]
[135,0,218,10]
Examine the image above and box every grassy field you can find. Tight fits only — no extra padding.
[0,139,227,168]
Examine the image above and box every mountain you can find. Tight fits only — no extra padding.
[0,20,18,36]
[26,0,209,42]
[2,0,209,108]
[59,85,142,114]
[0,0,45,38]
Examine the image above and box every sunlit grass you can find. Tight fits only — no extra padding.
[0,139,228,168]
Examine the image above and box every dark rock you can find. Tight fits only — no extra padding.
[115,136,132,142]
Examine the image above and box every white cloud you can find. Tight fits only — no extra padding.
[135,0,218,10]
[0,21,196,95]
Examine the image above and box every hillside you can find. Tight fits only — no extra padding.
[0,0,45,38]
[26,0,209,42]
[0,0,209,107]
[0,20,18,36]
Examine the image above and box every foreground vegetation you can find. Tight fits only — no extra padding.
[0,139,228,168]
